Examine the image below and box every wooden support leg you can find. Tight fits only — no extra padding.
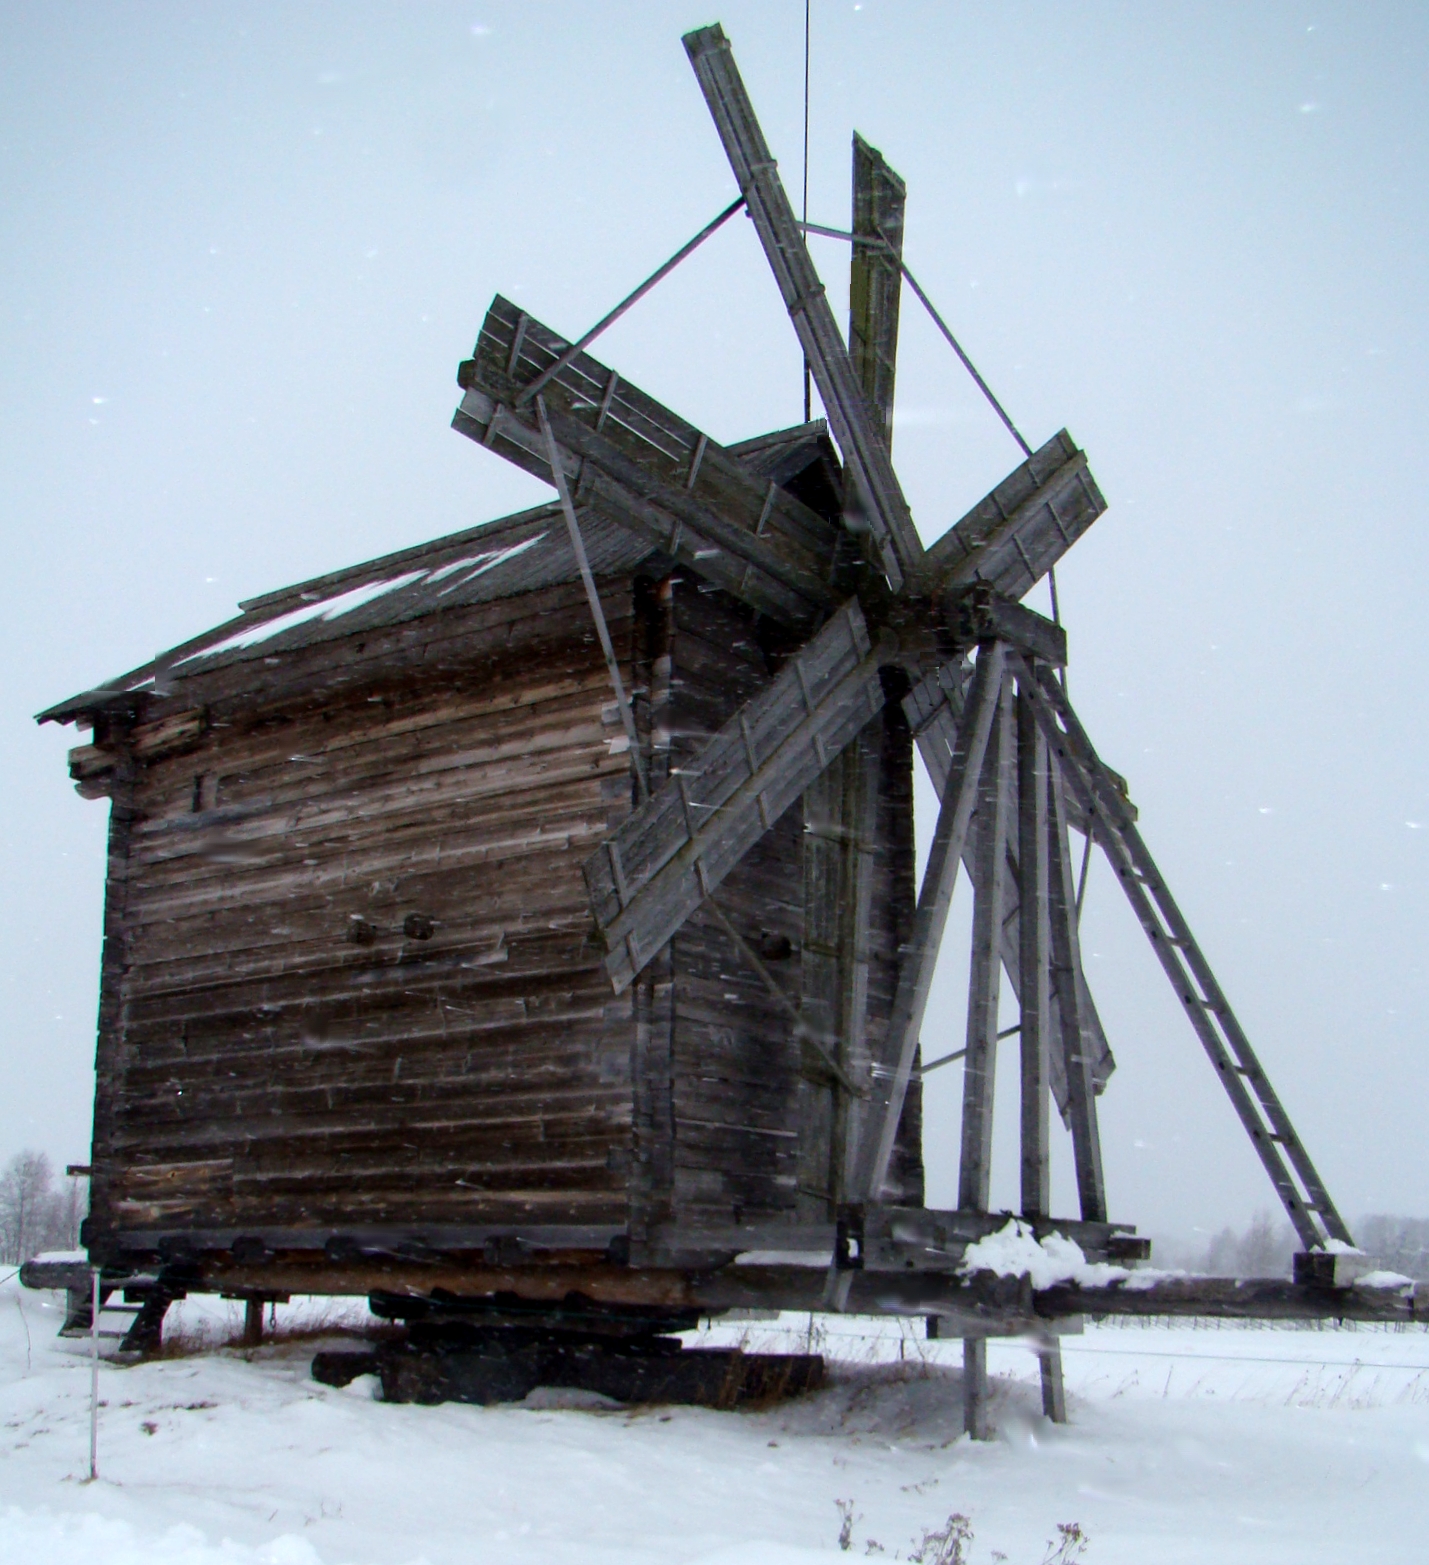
[119,1292,171,1356]
[1038,1340,1068,1423]
[1016,685,1051,1218]
[243,1299,265,1347]
[1047,750,1107,1223]
[958,672,1014,1211]
[963,1337,991,1440]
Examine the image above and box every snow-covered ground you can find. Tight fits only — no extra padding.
[2,1274,1426,1565]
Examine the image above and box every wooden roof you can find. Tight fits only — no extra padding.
[37,421,840,729]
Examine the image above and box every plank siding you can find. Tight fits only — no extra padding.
[81,560,924,1265]
[660,581,923,1231]
[92,587,643,1243]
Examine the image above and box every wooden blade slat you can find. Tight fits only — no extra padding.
[683,24,923,591]
[454,297,841,628]
[585,601,887,992]
[923,429,1106,601]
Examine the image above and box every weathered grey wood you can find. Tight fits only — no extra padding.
[958,671,1013,1212]
[1019,657,1354,1251]
[1017,688,1052,1218]
[963,1336,992,1439]
[923,430,1106,603]
[682,24,922,589]
[1047,737,1108,1224]
[798,724,881,1214]
[852,642,1007,1203]
[854,1204,1145,1271]
[849,132,905,452]
[585,601,886,992]
[1038,1341,1068,1423]
[536,395,648,799]
[903,664,1117,1114]
[942,588,1067,669]
[455,299,839,628]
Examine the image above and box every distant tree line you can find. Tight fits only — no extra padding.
[0,1150,87,1265]
[1182,1209,1429,1281]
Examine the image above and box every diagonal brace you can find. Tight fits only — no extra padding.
[851,641,1009,1203]
[1014,653,1352,1250]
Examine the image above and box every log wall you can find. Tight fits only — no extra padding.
[92,581,639,1243]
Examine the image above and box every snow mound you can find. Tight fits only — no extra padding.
[1354,1269,1416,1294]
[957,1220,1131,1290]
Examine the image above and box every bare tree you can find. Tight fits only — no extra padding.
[0,1151,55,1264]
[0,1151,88,1263]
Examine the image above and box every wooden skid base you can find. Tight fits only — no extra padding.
[312,1341,823,1409]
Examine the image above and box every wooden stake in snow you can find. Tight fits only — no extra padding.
[88,1267,99,1481]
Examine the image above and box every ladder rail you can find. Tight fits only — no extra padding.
[1016,656,1352,1250]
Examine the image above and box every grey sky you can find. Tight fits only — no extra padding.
[2,2,1424,1242]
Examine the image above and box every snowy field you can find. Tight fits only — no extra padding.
[2,1274,1426,1565]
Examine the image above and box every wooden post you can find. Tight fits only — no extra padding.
[958,671,1013,1211]
[1037,1340,1068,1423]
[963,1337,991,1440]
[852,643,1006,1204]
[1047,749,1107,1223]
[243,1298,265,1347]
[1016,685,1051,1218]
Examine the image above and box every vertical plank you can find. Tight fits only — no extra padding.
[849,133,906,453]
[1047,745,1108,1223]
[1016,687,1052,1218]
[958,673,1014,1211]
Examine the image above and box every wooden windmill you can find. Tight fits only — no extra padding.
[31,22,1409,1429]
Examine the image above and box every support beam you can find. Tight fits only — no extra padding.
[963,1336,992,1440]
[1038,1341,1068,1423]
[958,670,1014,1211]
[1017,656,1354,1250]
[1017,688,1052,1219]
[903,663,1117,1114]
[799,725,882,1215]
[1047,737,1108,1223]
[537,395,648,800]
[683,24,923,590]
[851,642,1008,1203]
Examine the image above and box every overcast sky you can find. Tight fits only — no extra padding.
[2,2,1425,1246]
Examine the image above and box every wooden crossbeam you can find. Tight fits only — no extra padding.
[849,132,905,453]
[584,601,888,993]
[683,24,923,591]
[922,429,1106,602]
[455,296,841,629]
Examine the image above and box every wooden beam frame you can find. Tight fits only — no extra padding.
[1016,654,1354,1250]
[958,669,1014,1211]
[850,641,1008,1203]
